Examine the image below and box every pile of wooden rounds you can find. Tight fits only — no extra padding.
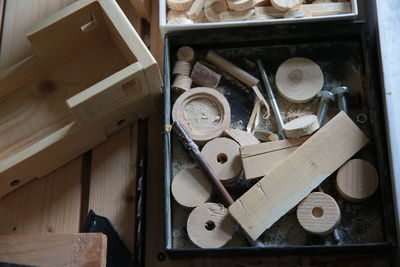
[172,46,195,94]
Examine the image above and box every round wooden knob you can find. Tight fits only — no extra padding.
[171,168,213,208]
[297,192,341,235]
[336,159,379,202]
[275,57,324,103]
[283,114,320,138]
[201,137,242,184]
[187,202,234,248]
[172,87,231,144]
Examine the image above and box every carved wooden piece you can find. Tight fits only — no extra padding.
[336,159,379,202]
[187,0,206,20]
[167,0,194,10]
[224,128,260,146]
[227,0,256,11]
[220,9,256,21]
[271,0,303,11]
[171,168,213,208]
[167,10,188,21]
[204,0,228,22]
[201,137,242,184]
[187,202,234,248]
[177,46,195,62]
[297,192,341,235]
[172,60,192,76]
[283,114,320,138]
[191,62,221,88]
[229,112,369,240]
[284,6,312,17]
[172,75,192,93]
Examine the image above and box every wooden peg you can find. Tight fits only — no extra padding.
[275,57,324,103]
[220,9,256,21]
[172,87,231,144]
[284,6,312,17]
[167,0,194,10]
[204,0,228,22]
[271,0,303,11]
[187,202,234,248]
[283,114,320,138]
[172,75,193,94]
[201,137,242,184]
[177,46,195,62]
[187,0,206,20]
[297,192,341,235]
[191,62,222,88]
[227,0,256,11]
[224,128,260,146]
[171,168,213,208]
[336,159,379,202]
[172,60,192,76]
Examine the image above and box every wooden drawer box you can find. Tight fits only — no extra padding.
[0,0,162,198]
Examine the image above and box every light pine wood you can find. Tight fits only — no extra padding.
[220,9,256,21]
[283,114,320,138]
[204,0,228,22]
[275,57,324,103]
[187,0,205,20]
[172,60,192,76]
[224,128,260,146]
[167,0,194,10]
[172,74,193,93]
[201,137,242,184]
[246,98,261,132]
[240,137,308,179]
[172,87,231,144]
[271,0,302,12]
[177,46,195,62]
[336,159,379,202]
[296,192,341,235]
[0,233,107,267]
[187,202,234,248]
[88,125,137,252]
[191,62,221,88]
[171,168,213,208]
[227,0,256,11]
[229,112,369,240]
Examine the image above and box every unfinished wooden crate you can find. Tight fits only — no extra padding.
[0,0,162,198]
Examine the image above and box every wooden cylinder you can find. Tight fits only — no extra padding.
[172,75,192,93]
[172,60,192,76]
[283,114,320,138]
[191,62,222,88]
[296,192,341,235]
[177,46,195,62]
[187,202,234,248]
[201,137,242,184]
[336,159,379,202]
[171,168,213,208]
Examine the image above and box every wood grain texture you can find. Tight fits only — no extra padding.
[89,124,138,252]
[0,233,107,267]
[229,112,369,240]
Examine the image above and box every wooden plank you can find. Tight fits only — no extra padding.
[0,158,82,234]
[0,233,107,267]
[88,125,138,253]
[229,112,369,240]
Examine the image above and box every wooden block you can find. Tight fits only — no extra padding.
[0,233,107,267]
[191,62,221,88]
[204,0,228,22]
[271,0,303,12]
[167,0,194,10]
[229,112,369,240]
[172,87,231,144]
[275,57,324,103]
[201,137,242,184]
[336,159,379,202]
[240,137,308,179]
[177,46,195,62]
[187,202,233,248]
[283,114,320,138]
[224,128,260,146]
[172,60,192,76]
[296,192,341,235]
[171,168,213,208]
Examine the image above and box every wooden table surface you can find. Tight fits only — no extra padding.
[0,0,393,266]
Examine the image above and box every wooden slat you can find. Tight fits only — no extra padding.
[88,125,137,253]
[0,233,107,267]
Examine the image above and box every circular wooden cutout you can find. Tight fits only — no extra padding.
[171,168,213,208]
[172,87,231,144]
[187,202,233,248]
[297,192,341,235]
[283,114,320,138]
[336,159,379,202]
[275,57,324,103]
[201,137,242,184]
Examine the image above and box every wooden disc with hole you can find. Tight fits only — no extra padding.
[297,192,341,235]
[172,87,231,144]
[271,0,303,11]
[171,168,213,208]
[201,137,242,184]
[336,159,379,202]
[275,57,324,103]
[283,114,320,138]
[187,202,234,248]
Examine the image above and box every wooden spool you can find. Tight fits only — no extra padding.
[283,114,320,138]
[336,159,379,202]
[191,62,222,88]
[187,202,234,248]
[204,0,228,22]
[172,60,192,76]
[172,75,192,93]
[201,137,242,184]
[167,0,194,11]
[275,57,324,103]
[271,0,303,12]
[296,192,341,235]
[171,168,213,208]
[177,46,195,62]
[172,87,231,144]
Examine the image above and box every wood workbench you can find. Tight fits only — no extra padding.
[0,0,395,266]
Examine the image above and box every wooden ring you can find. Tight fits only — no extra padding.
[275,57,324,103]
[187,202,234,248]
[297,192,341,235]
[172,87,231,144]
[336,159,379,202]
